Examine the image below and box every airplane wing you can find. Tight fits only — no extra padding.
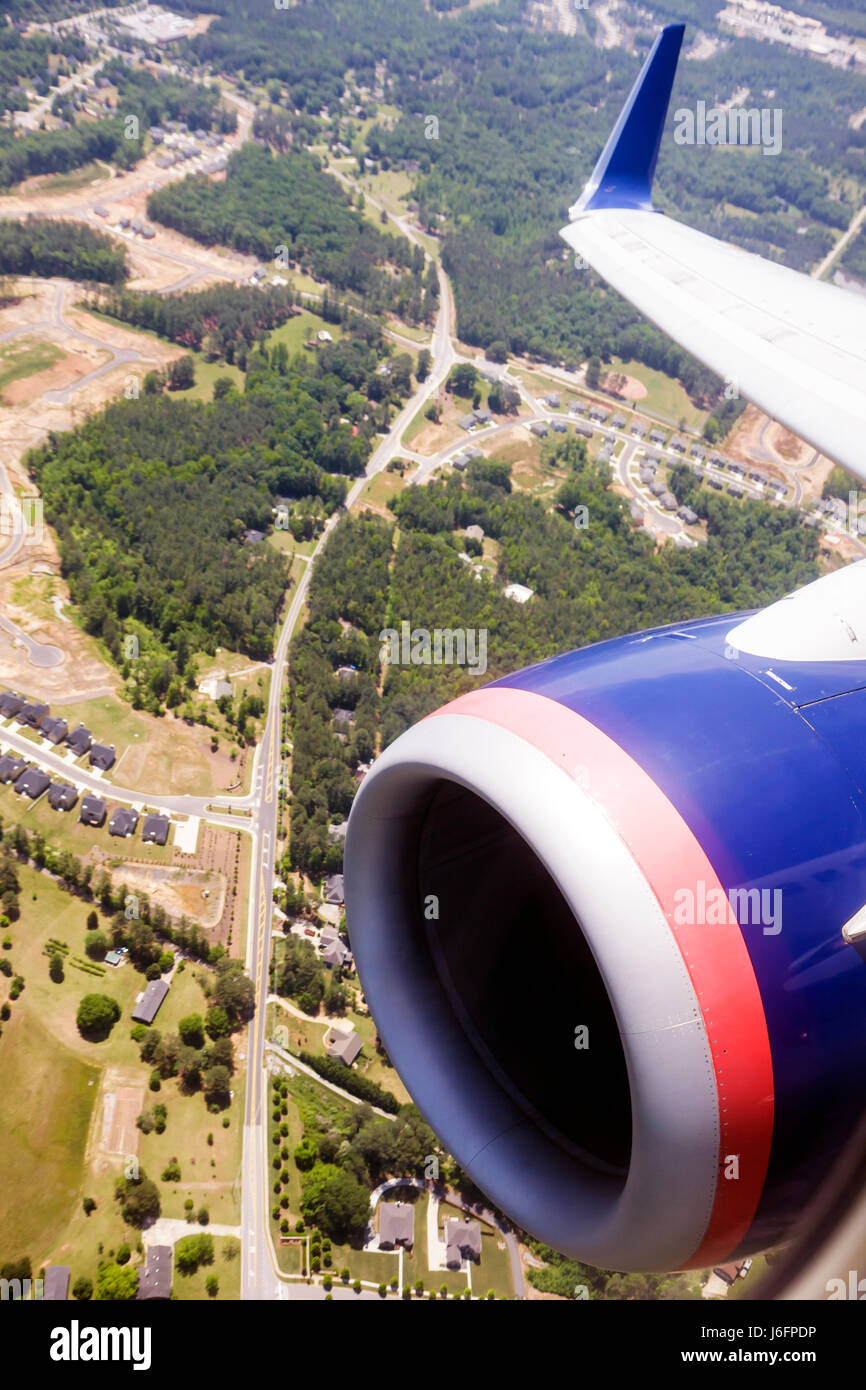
[559,24,866,478]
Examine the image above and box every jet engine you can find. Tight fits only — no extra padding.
[345,565,866,1271]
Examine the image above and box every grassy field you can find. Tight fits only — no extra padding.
[606,357,704,431]
[0,862,247,1275]
[172,1235,242,1300]
[174,354,245,403]
[0,339,63,401]
[358,468,407,513]
[25,162,111,195]
[266,309,344,357]
[0,1006,98,1267]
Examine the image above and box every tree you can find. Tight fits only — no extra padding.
[204,1064,232,1107]
[49,952,64,982]
[300,1164,370,1244]
[205,1273,219,1297]
[82,1197,96,1216]
[450,362,478,397]
[586,355,602,389]
[416,348,432,382]
[178,1013,205,1048]
[486,340,508,363]
[205,1004,231,1039]
[175,1234,214,1273]
[119,1172,161,1228]
[72,1276,93,1301]
[167,355,195,390]
[84,930,108,961]
[76,993,121,1040]
[96,1263,138,1301]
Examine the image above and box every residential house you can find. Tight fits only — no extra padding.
[65,725,93,756]
[132,979,170,1026]
[142,814,170,846]
[48,782,78,811]
[89,744,116,771]
[137,1245,172,1301]
[16,768,50,799]
[109,807,139,837]
[445,1217,482,1267]
[324,1024,362,1066]
[379,1202,415,1250]
[79,794,107,827]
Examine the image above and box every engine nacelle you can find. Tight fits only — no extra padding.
[345,566,866,1271]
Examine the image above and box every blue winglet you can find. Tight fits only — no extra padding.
[570,24,685,217]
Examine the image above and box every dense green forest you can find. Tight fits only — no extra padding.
[0,218,128,283]
[148,144,436,325]
[0,116,141,190]
[286,437,820,878]
[169,0,866,391]
[98,281,297,358]
[27,325,415,712]
[103,58,236,136]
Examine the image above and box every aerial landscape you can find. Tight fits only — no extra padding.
[1,0,866,1352]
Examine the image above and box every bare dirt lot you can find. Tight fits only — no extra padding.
[98,1072,144,1158]
[117,863,226,932]
[599,370,647,401]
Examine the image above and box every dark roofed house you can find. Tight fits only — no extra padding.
[0,755,28,783]
[649,429,666,445]
[243,529,265,544]
[79,794,107,827]
[678,506,699,525]
[379,1202,415,1250]
[16,768,50,800]
[109,807,139,837]
[529,421,548,438]
[458,413,477,431]
[142,814,170,846]
[445,1217,482,1267]
[325,1024,362,1066]
[670,435,686,452]
[611,412,626,429]
[728,483,744,499]
[19,701,49,728]
[138,1245,172,1301]
[631,420,647,436]
[545,392,561,409]
[576,423,593,438]
[48,782,78,812]
[132,979,169,1025]
[661,491,678,512]
[690,443,706,460]
[324,874,345,905]
[65,725,93,756]
[0,692,23,718]
[89,744,115,771]
[552,419,567,433]
[649,480,666,498]
[588,405,608,422]
[639,467,655,486]
[322,938,349,968]
[40,716,68,744]
[472,407,492,425]
[43,1266,70,1301]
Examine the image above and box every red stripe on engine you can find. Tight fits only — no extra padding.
[429,685,774,1268]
